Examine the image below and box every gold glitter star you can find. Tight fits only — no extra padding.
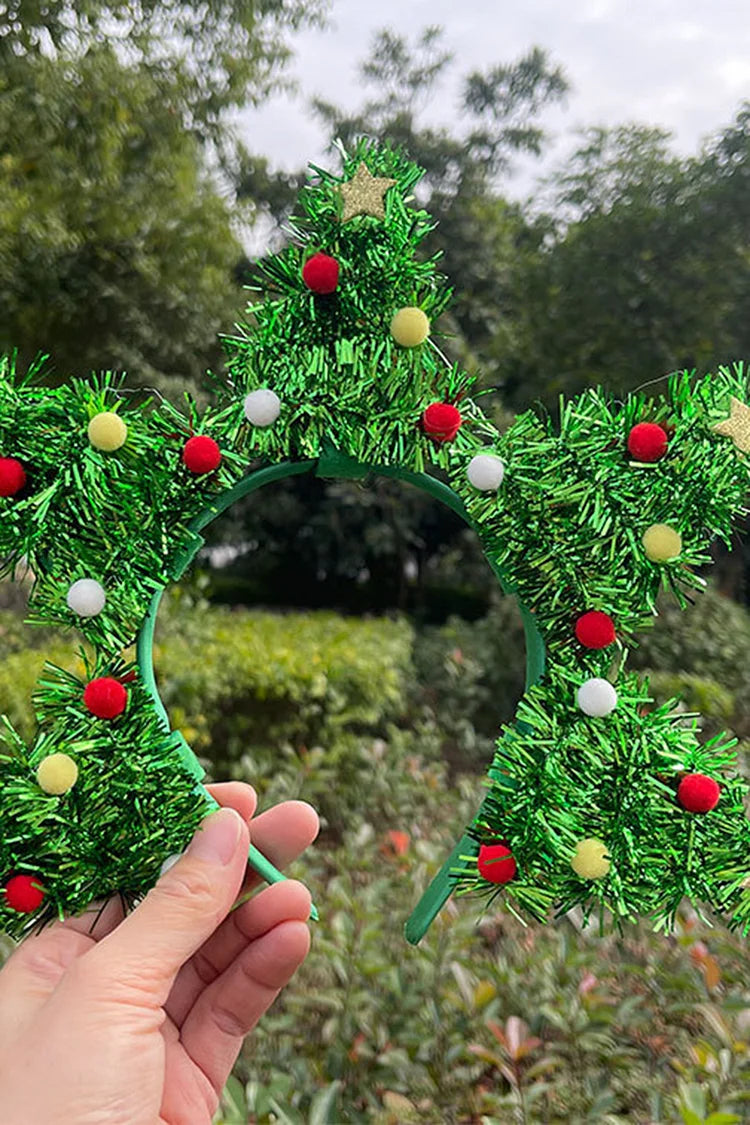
[338,163,397,222]
[713,396,750,453]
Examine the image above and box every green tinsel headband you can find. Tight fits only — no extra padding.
[0,138,749,945]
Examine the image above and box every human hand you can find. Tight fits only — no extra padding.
[0,782,319,1125]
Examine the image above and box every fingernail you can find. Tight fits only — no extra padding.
[187,808,242,866]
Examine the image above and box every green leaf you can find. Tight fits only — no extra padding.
[309,1080,343,1125]
[215,1074,247,1125]
[679,1081,708,1120]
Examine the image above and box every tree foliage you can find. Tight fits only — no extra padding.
[0,0,330,389]
[0,0,328,142]
[503,111,750,409]
[311,29,568,199]
[0,46,244,391]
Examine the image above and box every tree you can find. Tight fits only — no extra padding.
[0,0,330,390]
[695,102,750,361]
[0,0,328,152]
[313,31,568,203]
[503,120,750,409]
[0,46,244,392]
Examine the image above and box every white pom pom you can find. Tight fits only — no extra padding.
[577,678,618,717]
[66,578,106,617]
[467,453,505,491]
[159,853,182,878]
[244,389,281,427]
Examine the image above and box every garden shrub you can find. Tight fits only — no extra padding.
[153,593,414,784]
[410,595,526,773]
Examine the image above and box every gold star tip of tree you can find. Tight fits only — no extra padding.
[713,396,750,453]
[338,162,398,222]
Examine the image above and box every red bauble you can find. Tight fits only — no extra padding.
[477,842,517,884]
[302,252,340,295]
[4,873,45,912]
[677,773,721,813]
[575,610,616,649]
[627,422,668,462]
[84,676,128,719]
[0,457,26,497]
[422,402,462,443]
[182,435,222,474]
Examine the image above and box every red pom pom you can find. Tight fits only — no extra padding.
[627,422,668,462]
[477,842,517,884]
[84,676,128,719]
[4,873,45,912]
[0,457,27,497]
[575,610,616,649]
[302,252,340,295]
[182,435,222,474]
[677,773,721,813]
[422,402,462,443]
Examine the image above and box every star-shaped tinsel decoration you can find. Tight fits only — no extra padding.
[713,396,750,453]
[338,163,397,222]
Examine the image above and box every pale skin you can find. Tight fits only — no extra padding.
[0,782,319,1125]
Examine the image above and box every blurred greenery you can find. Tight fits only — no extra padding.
[506,116,750,411]
[201,472,503,621]
[0,0,328,392]
[0,45,244,394]
[0,1,329,141]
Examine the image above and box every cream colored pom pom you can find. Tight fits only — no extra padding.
[467,453,505,491]
[642,523,682,562]
[36,753,79,795]
[576,677,617,717]
[66,578,106,617]
[571,838,611,879]
[390,307,430,347]
[88,412,127,451]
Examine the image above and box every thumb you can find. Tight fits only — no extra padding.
[85,807,248,1005]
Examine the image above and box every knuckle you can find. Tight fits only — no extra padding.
[212,1002,247,1040]
[14,944,65,984]
[158,861,219,906]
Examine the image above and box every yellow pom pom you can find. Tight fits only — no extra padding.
[571,838,611,879]
[36,753,79,795]
[642,523,682,562]
[88,411,127,451]
[390,307,430,347]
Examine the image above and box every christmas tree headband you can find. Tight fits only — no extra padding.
[1,138,750,945]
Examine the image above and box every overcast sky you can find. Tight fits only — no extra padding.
[236,0,750,202]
